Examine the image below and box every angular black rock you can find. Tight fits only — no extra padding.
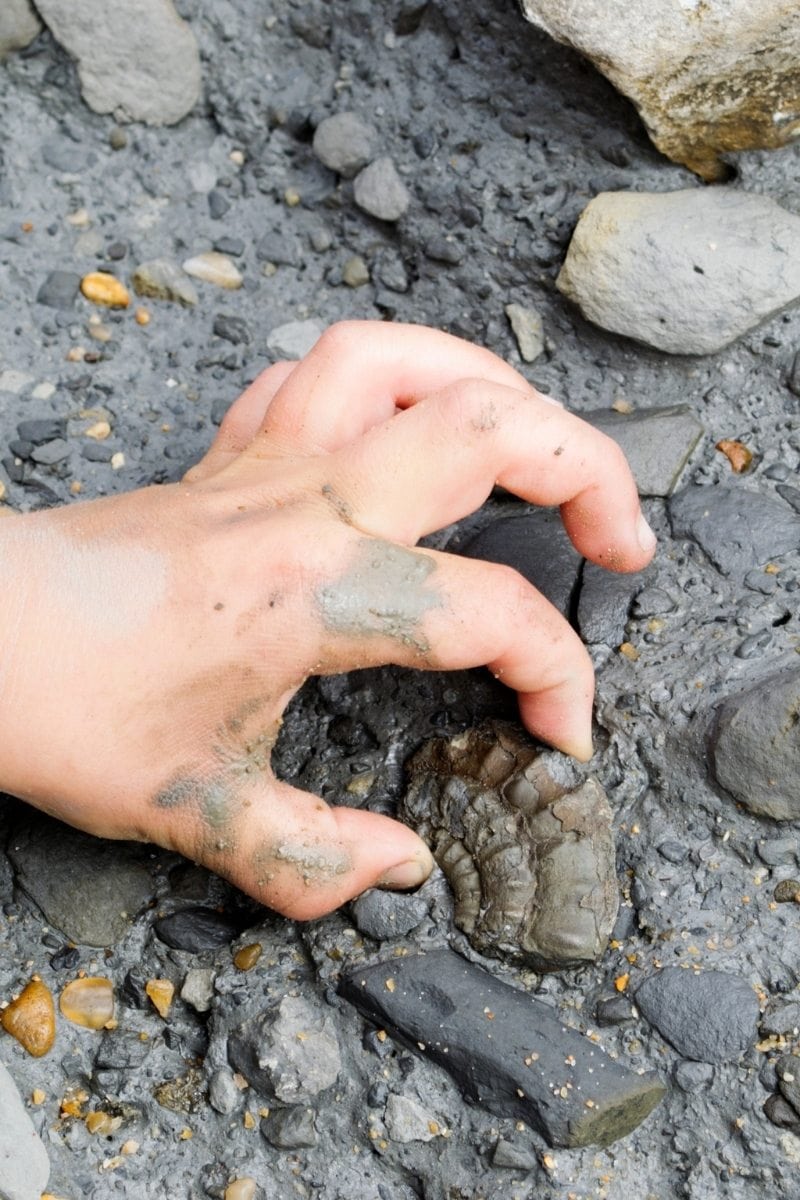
[339,949,665,1148]
[460,511,581,620]
[153,907,240,951]
[669,484,800,576]
[635,968,759,1062]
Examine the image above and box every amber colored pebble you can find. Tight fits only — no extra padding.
[85,420,111,440]
[135,307,151,326]
[145,978,175,1019]
[1,979,56,1057]
[614,973,630,993]
[233,943,263,972]
[715,438,753,473]
[86,1110,114,1134]
[59,977,114,1029]
[80,271,130,308]
[243,1110,256,1130]
[31,1088,46,1105]
[225,1179,257,1200]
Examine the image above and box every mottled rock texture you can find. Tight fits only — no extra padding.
[710,667,800,821]
[557,190,800,355]
[401,723,618,970]
[33,0,201,125]
[517,0,800,180]
[0,0,41,58]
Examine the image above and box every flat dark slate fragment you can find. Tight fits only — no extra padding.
[635,968,759,1063]
[339,949,665,1148]
[583,405,703,497]
[213,313,251,345]
[578,561,643,645]
[669,484,800,575]
[17,418,67,444]
[153,906,240,952]
[460,510,581,620]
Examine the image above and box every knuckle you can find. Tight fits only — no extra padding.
[437,378,511,435]
[315,320,362,357]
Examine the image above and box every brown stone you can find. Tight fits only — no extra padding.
[1,979,56,1057]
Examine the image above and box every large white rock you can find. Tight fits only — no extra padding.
[518,0,800,180]
[0,1060,50,1200]
[0,0,41,58]
[33,0,201,125]
[557,188,800,355]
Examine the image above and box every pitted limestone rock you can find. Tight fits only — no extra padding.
[400,723,619,970]
[517,1,800,181]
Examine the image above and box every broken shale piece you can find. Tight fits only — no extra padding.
[339,949,665,1148]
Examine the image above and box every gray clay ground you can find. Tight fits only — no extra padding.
[1,2,800,1199]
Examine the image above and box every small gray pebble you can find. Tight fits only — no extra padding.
[262,1107,318,1149]
[658,841,688,864]
[350,889,428,941]
[765,1093,800,1129]
[491,1138,539,1169]
[757,839,798,867]
[595,994,637,1027]
[313,112,376,178]
[764,462,792,482]
[735,630,772,659]
[342,255,370,287]
[674,1061,714,1092]
[353,157,411,222]
[36,270,81,309]
[208,1067,240,1115]
[761,1003,800,1037]
[31,437,70,465]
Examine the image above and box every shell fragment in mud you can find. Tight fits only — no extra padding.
[400,723,619,970]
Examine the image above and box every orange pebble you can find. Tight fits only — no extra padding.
[145,978,175,1019]
[59,977,114,1029]
[80,271,130,308]
[1,979,56,1057]
[715,439,753,473]
[233,943,263,971]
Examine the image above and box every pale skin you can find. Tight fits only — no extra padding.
[0,323,656,920]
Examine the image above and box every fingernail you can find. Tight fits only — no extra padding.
[636,511,657,555]
[377,849,433,892]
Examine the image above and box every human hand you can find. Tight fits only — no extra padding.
[0,323,655,919]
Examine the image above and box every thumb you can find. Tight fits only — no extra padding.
[207,780,434,922]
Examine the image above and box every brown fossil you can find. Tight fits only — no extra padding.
[400,723,619,971]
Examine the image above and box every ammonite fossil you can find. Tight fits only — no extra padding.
[400,723,619,971]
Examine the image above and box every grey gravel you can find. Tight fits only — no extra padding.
[558,189,800,354]
[312,112,377,178]
[710,666,800,820]
[228,994,341,1103]
[670,485,800,575]
[505,302,545,362]
[384,1093,439,1143]
[761,1004,800,1037]
[584,405,704,497]
[181,967,215,1013]
[262,1106,318,1149]
[30,437,70,465]
[349,888,428,940]
[34,0,201,125]
[266,319,324,360]
[36,270,81,309]
[353,157,411,222]
[635,968,759,1062]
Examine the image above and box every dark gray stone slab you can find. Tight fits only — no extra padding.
[460,510,581,619]
[635,968,759,1062]
[670,484,800,575]
[577,561,643,645]
[35,270,81,309]
[349,889,428,941]
[339,949,665,1148]
[154,907,241,952]
[7,815,155,947]
[710,666,800,820]
[583,405,703,497]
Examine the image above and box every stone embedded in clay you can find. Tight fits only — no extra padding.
[59,976,114,1029]
[0,0,41,59]
[400,722,619,971]
[517,0,800,180]
[1,978,56,1057]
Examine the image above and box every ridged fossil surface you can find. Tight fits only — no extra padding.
[400,723,619,970]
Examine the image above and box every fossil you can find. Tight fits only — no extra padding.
[400,723,619,970]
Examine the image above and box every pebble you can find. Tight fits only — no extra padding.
[224,1180,257,1200]
[182,252,243,290]
[557,189,800,354]
[312,112,376,178]
[208,189,231,220]
[342,255,370,287]
[0,0,41,57]
[79,272,130,308]
[0,1059,50,1200]
[577,561,642,645]
[109,126,127,150]
[1,978,56,1057]
[764,1093,800,1130]
[716,438,753,473]
[30,438,70,466]
[761,1003,800,1037]
[777,483,800,514]
[384,1094,439,1143]
[673,1062,714,1092]
[154,907,240,952]
[266,319,324,361]
[777,1055,800,1117]
[350,890,428,941]
[59,977,114,1029]
[261,1106,318,1149]
[256,230,299,267]
[145,978,174,1018]
[228,994,341,1103]
[213,314,251,345]
[669,485,800,575]
[505,303,545,362]
[353,157,410,222]
[94,1028,151,1070]
[7,816,155,946]
[214,236,245,258]
[635,968,759,1062]
[461,511,581,620]
[233,943,262,971]
[180,967,215,1013]
[774,880,800,904]
[33,0,201,125]
[710,667,800,820]
[208,1067,240,1115]
[132,259,198,306]
[36,271,81,309]
[82,442,113,462]
[491,1139,539,1169]
[583,404,703,498]
[595,994,637,1027]
[757,839,797,867]
[17,418,66,444]
[375,251,409,293]
[424,235,464,265]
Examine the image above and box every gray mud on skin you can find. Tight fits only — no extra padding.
[315,537,441,653]
[1,0,800,1197]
